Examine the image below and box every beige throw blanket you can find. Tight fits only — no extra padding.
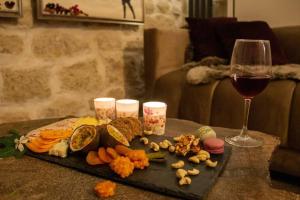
[185,58,300,85]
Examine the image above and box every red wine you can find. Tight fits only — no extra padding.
[231,75,270,98]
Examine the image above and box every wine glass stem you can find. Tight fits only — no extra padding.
[240,98,251,137]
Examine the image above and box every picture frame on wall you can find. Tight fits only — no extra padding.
[36,0,144,25]
[0,0,22,18]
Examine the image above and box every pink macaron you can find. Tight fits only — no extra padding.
[203,138,225,154]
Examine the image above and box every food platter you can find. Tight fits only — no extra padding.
[24,117,231,200]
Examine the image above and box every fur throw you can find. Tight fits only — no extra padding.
[185,57,300,85]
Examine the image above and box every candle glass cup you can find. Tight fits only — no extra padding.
[116,99,139,118]
[143,101,167,135]
[94,98,116,121]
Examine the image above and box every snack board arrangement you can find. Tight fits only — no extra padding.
[24,117,231,200]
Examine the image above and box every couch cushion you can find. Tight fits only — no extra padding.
[216,21,288,65]
[288,82,300,151]
[179,80,220,125]
[186,17,237,61]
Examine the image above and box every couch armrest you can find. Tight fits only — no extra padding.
[144,28,190,96]
[273,26,300,64]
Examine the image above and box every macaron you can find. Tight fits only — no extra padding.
[203,138,224,154]
[195,126,217,141]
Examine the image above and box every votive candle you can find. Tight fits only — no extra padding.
[143,101,167,135]
[116,99,139,118]
[94,97,116,120]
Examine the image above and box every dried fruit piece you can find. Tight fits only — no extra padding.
[94,181,116,198]
[106,147,119,159]
[86,151,104,165]
[109,156,134,178]
[98,147,113,163]
[127,150,149,169]
[115,145,132,156]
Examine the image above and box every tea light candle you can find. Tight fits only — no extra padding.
[143,101,167,135]
[116,99,139,118]
[94,97,116,120]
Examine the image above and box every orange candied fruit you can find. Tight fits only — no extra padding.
[94,180,116,198]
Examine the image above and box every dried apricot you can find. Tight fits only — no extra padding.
[98,147,113,163]
[86,151,104,165]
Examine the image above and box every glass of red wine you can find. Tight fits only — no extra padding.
[225,39,272,147]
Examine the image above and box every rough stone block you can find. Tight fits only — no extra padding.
[123,51,145,98]
[0,108,30,124]
[0,34,23,55]
[1,68,51,103]
[97,31,123,50]
[157,1,171,13]
[145,0,155,14]
[32,31,90,59]
[106,87,125,99]
[103,52,124,85]
[59,60,103,93]
[41,97,87,118]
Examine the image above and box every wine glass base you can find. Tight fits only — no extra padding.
[225,135,263,148]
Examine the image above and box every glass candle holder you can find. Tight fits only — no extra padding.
[94,97,116,120]
[143,101,167,135]
[116,99,139,118]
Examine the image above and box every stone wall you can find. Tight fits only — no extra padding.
[145,0,188,29]
[0,0,186,124]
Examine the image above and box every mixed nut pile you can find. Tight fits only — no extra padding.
[140,134,218,186]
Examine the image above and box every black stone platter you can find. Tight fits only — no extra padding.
[26,135,231,200]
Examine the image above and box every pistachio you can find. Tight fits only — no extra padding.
[171,160,185,169]
[176,169,187,179]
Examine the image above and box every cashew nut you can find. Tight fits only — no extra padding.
[196,154,208,161]
[163,139,172,146]
[144,130,153,135]
[206,159,218,168]
[179,177,192,186]
[140,137,149,145]
[150,142,160,152]
[176,169,187,179]
[192,138,200,146]
[198,150,210,159]
[187,168,200,176]
[173,135,184,142]
[159,141,169,149]
[171,160,185,169]
[168,145,175,153]
[188,156,200,164]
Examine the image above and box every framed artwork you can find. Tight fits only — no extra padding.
[0,0,22,18]
[36,0,144,25]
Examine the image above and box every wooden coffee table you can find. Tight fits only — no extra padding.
[0,118,299,200]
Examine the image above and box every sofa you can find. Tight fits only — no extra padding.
[144,26,300,178]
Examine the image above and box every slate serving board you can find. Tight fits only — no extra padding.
[26,135,231,200]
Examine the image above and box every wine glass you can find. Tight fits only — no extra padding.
[225,39,272,147]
